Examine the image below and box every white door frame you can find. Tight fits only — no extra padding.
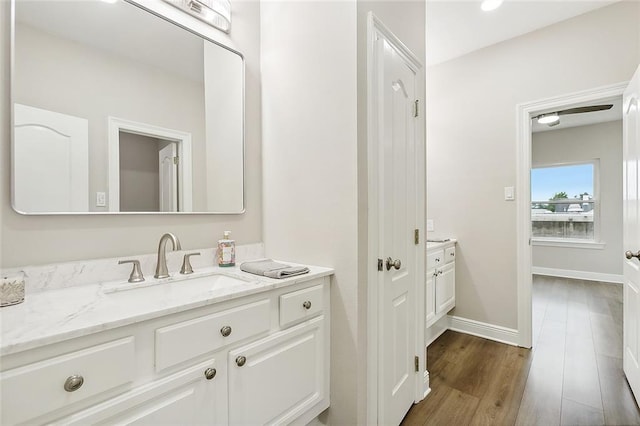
[515,82,627,348]
[366,12,426,424]
[108,116,193,212]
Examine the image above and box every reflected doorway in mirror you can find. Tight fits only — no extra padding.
[108,117,193,212]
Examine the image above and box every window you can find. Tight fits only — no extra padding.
[531,162,599,243]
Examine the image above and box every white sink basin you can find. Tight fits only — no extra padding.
[103,272,257,300]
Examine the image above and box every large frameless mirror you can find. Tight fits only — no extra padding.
[11,0,244,214]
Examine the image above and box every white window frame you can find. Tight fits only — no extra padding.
[530,159,602,249]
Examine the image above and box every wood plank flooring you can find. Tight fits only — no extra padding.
[402,275,640,426]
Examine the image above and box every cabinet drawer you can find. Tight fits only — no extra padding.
[155,299,270,372]
[280,284,324,328]
[0,337,135,425]
[426,250,444,270]
[444,246,456,264]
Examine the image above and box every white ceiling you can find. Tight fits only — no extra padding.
[16,0,206,83]
[426,0,620,66]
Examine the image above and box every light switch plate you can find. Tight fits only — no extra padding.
[504,186,515,201]
[426,219,434,232]
[96,192,106,207]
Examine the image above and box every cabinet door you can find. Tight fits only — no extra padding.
[426,270,436,327]
[435,262,455,315]
[229,316,326,425]
[57,360,225,426]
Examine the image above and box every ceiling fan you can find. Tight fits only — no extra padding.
[533,104,613,127]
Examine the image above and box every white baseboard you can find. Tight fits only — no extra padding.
[532,266,623,284]
[425,315,450,347]
[423,370,431,399]
[447,315,519,347]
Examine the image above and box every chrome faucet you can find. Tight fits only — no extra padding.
[154,233,182,279]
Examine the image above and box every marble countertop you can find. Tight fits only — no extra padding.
[0,262,333,356]
[426,239,457,251]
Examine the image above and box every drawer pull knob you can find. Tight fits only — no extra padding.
[204,368,217,380]
[220,326,232,337]
[303,300,312,310]
[236,356,247,367]
[64,375,84,392]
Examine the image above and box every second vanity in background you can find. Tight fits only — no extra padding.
[425,240,456,336]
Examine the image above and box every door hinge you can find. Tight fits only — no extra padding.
[377,258,383,271]
[173,156,179,165]
[414,355,419,372]
[413,100,419,117]
[414,229,419,245]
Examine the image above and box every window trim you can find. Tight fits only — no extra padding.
[530,159,601,243]
[531,238,606,249]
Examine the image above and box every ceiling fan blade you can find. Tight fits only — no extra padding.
[557,105,613,116]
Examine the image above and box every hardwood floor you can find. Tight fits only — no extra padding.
[402,275,640,426]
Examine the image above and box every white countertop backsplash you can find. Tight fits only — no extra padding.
[0,242,265,294]
[0,256,333,356]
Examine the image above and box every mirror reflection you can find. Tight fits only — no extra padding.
[12,0,244,214]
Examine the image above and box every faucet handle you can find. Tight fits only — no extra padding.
[180,252,201,275]
[118,260,145,283]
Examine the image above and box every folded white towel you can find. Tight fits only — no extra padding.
[240,259,310,279]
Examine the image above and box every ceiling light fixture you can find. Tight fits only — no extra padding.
[481,0,504,12]
[163,0,231,33]
[536,113,560,125]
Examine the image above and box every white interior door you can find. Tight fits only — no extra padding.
[13,103,88,213]
[158,143,178,212]
[377,31,420,426]
[624,64,640,402]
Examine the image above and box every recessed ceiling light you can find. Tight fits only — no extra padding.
[481,0,504,12]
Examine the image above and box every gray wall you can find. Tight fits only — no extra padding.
[261,3,358,423]
[119,133,161,212]
[532,120,623,276]
[426,1,639,329]
[0,0,263,268]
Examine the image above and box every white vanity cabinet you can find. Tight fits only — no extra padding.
[425,241,456,328]
[0,276,330,426]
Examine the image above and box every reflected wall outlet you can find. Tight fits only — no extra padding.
[96,192,106,207]
[426,219,434,232]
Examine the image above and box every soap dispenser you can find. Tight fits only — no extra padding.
[217,231,236,267]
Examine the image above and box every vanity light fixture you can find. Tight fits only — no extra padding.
[480,0,503,12]
[163,0,231,33]
[537,113,560,125]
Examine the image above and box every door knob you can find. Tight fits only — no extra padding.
[386,257,401,271]
[626,250,640,260]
